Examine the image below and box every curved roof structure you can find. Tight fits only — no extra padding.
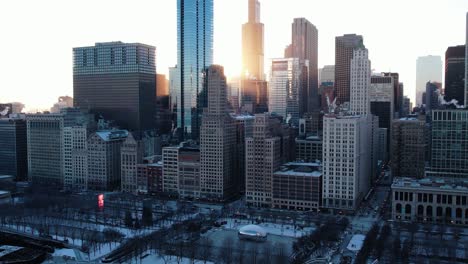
[238,224,267,237]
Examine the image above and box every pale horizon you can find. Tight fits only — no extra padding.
[0,0,466,111]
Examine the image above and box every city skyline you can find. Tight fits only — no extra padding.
[0,0,466,111]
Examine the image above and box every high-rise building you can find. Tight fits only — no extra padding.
[87,130,128,191]
[426,109,468,179]
[27,109,85,186]
[156,74,169,97]
[269,58,308,125]
[63,126,88,191]
[425,82,442,113]
[350,48,371,115]
[465,12,468,106]
[370,75,394,130]
[121,133,143,194]
[444,45,466,106]
[378,128,388,163]
[245,113,283,207]
[240,79,268,114]
[298,112,323,136]
[391,118,427,178]
[0,118,27,180]
[227,77,241,112]
[162,146,180,196]
[335,34,364,105]
[73,42,156,132]
[382,72,401,116]
[200,65,236,200]
[242,0,264,80]
[319,65,335,85]
[286,18,319,111]
[169,65,179,115]
[322,114,373,212]
[177,0,214,140]
[402,96,411,117]
[416,56,442,106]
[232,114,254,194]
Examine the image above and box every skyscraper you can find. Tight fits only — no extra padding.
[319,65,335,85]
[286,18,319,111]
[391,118,427,179]
[73,42,156,132]
[444,45,466,106]
[200,65,236,200]
[0,118,27,180]
[370,75,394,130]
[416,55,442,106]
[269,58,308,125]
[382,72,400,117]
[335,34,364,105]
[322,114,373,212]
[465,12,468,106]
[350,48,371,115]
[242,0,264,80]
[426,109,468,180]
[177,0,214,141]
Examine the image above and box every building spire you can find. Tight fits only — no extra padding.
[248,0,260,23]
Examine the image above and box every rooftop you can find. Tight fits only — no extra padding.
[392,177,468,192]
[275,162,322,177]
[95,130,129,141]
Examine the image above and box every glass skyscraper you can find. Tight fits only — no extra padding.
[177,0,214,141]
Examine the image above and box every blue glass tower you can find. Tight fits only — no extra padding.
[177,0,214,141]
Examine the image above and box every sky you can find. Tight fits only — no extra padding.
[0,0,466,111]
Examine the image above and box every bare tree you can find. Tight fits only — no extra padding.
[219,237,234,264]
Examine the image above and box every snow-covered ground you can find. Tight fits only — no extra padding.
[125,254,214,264]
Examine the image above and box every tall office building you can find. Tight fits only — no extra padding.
[63,126,88,190]
[416,56,442,106]
[319,65,335,85]
[169,65,179,115]
[350,48,371,115]
[156,74,169,97]
[425,82,442,113]
[402,96,411,116]
[370,75,394,130]
[0,118,27,180]
[269,58,308,125]
[73,42,156,132]
[335,34,364,105]
[322,114,373,212]
[242,0,264,80]
[245,113,283,207]
[121,133,143,194]
[426,109,468,179]
[444,45,466,106]
[382,72,400,116]
[240,79,268,114]
[232,114,254,194]
[177,0,214,140]
[391,118,427,178]
[465,12,468,106]
[200,65,236,200]
[27,109,86,186]
[87,130,128,191]
[286,18,319,111]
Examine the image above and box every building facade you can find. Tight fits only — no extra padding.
[121,133,143,194]
[286,18,319,111]
[350,48,371,115]
[177,0,214,140]
[272,162,322,211]
[0,118,27,181]
[391,118,427,178]
[242,0,264,81]
[322,114,373,212]
[426,109,468,179]
[335,34,364,105]
[200,65,236,200]
[444,45,466,106]
[319,65,335,85]
[245,113,283,207]
[73,42,156,132]
[392,177,468,226]
[269,58,307,125]
[295,135,323,162]
[87,130,128,191]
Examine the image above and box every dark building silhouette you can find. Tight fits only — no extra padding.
[382,72,401,117]
[0,118,27,180]
[444,45,465,106]
[425,82,442,113]
[73,42,156,132]
[335,34,364,105]
[240,79,268,114]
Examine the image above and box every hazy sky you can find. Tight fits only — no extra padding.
[0,0,466,111]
